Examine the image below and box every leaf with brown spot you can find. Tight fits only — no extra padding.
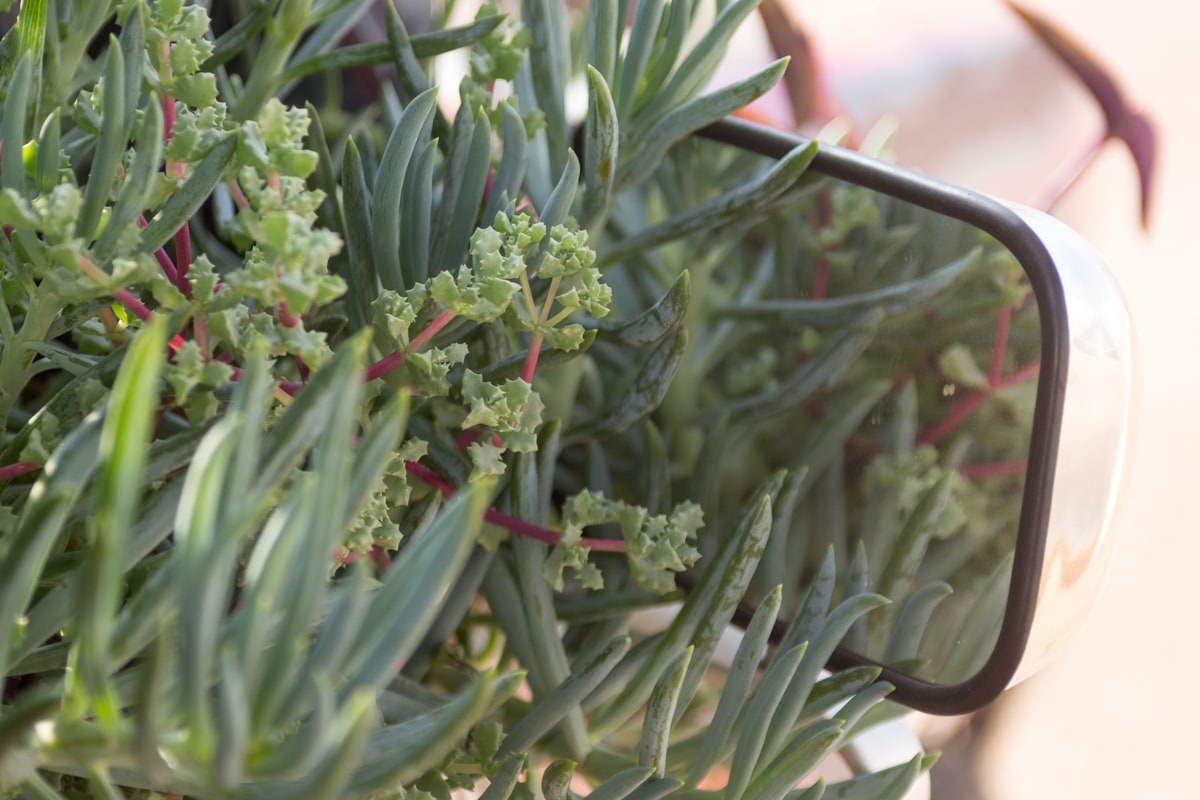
[1006,0,1157,226]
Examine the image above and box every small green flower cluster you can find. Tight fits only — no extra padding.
[546,489,704,593]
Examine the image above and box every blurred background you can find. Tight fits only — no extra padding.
[754,1,1193,797]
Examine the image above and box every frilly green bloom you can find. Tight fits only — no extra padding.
[460,370,544,452]
[164,340,235,406]
[239,100,321,178]
[430,266,520,323]
[551,491,704,594]
[405,343,469,398]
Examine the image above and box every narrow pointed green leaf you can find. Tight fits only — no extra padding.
[95,94,164,261]
[400,137,436,286]
[542,759,576,800]
[590,472,784,736]
[480,754,526,800]
[587,766,654,800]
[1,53,33,194]
[885,582,953,663]
[647,0,764,116]
[586,0,619,86]
[616,0,666,117]
[725,642,807,799]
[336,137,376,328]
[501,636,631,756]
[825,753,932,800]
[340,482,490,697]
[348,674,495,794]
[701,310,881,422]
[214,645,251,789]
[204,1,275,70]
[0,417,102,679]
[137,133,237,254]
[597,271,690,348]
[483,102,529,226]
[625,777,684,800]
[437,106,493,273]
[372,88,438,291]
[602,139,816,265]
[571,326,687,438]
[282,15,507,82]
[796,666,885,727]
[583,66,619,232]
[618,58,789,189]
[78,38,125,240]
[686,585,781,786]
[876,472,955,618]
[523,0,569,172]
[117,1,145,124]
[638,646,691,777]
[714,247,981,326]
[33,109,60,195]
[743,720,841,800]
[634,0,692,113]
[674,489,775,721]
[761,593,890,766]
[76,317,166,698]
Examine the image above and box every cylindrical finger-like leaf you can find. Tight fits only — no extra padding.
[372,89,438,291]
[638,646,691,777]
[761,593,890,766]
[137,133,237,254]
[686,585,782,786]
[572,326,688,438]
[78,39,126,240]
[76,317,167,700]
[500,635,630,756]
[724,642,809,800]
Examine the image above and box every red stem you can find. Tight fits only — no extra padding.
[916,361,1040,446]
[404,461,626,553]
[988,305,1013,387]
[137,215,179,283]
[0,461,42,481]
[521,332,544,384]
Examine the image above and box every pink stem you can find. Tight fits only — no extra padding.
[363,309,458,384]
[174,224,193,298]
[404,461,627,553]
[521,332,544,384]
[988,305,1013,387]
[916,361,1040,446]
[0,461,42,481]
[137,215,179,283]
[995,361,1041,390]
[407,309,456,352]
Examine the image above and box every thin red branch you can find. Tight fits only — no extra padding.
[989,305,1013,387]
[521,332,544,384]
[137,215,178,283]
[404,460,626,553]
[0,461,42,481]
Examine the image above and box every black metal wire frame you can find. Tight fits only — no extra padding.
[700,117,1070,716]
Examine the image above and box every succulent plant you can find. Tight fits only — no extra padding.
[0,1,1151,798]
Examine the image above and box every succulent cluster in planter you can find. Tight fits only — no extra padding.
[0,1,1151,799]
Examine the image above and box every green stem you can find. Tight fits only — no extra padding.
[230,0,312,120]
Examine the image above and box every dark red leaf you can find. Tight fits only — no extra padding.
[1005,0,1157,226]
[758,0,820,127]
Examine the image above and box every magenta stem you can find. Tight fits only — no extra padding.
[0,461,42,481]
[404,460,626,553]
